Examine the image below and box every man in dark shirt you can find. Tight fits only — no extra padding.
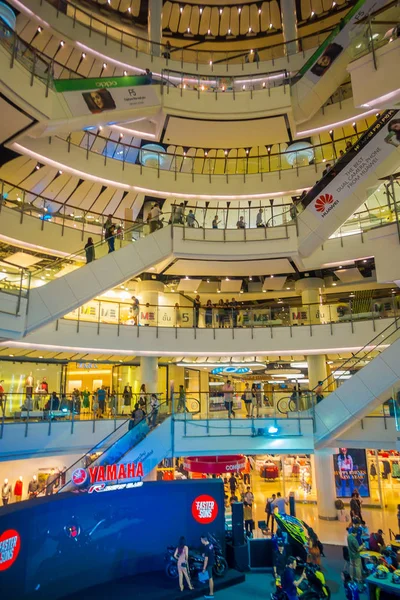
[322,163,332,177]
[201,536,215,599]
[281,556,305,600]
[273,541,287,581]
[369,529,384,552]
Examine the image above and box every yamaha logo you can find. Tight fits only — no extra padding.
[71,468,88,487]
[315,193,334,213]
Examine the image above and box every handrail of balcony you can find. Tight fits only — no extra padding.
[62,125,373,178]
[41,0,340,66]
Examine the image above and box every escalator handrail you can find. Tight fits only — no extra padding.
[40,398,170,495]
[317,316,400,396]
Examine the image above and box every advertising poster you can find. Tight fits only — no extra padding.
[306,110,399,219]
[54,75,160,115]
[333,448,370,498]
[298,0,386,84]
[0,479,225,599]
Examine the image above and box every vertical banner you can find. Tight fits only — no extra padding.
[333,448,370,498]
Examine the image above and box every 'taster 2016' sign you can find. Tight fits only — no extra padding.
[192,495,219,525]
[0,530,21,571]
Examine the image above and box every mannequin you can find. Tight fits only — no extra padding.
[28,475,39,499]
[2,478,11,505]
[14,476,23,501]
[82,388,90,414]
[25,372,34,396]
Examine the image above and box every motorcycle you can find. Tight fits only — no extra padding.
[164,534,228,580]
[271,563,331,600]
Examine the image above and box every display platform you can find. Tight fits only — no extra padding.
[63,569,246,599]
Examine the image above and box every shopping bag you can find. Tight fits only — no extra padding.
[198,571,210,583]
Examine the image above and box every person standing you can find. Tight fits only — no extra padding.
[266,493,276,533]
[350,491,363,523]
[97,387,106,417]
[84,237,95,263]
[256,208,264,228]
[205,300,213,328]
[244,486,254,506]
[244,501,254,538]
[222,379,235,418]
[177,385,186,412]
[273,541,287,582]
[236,216,245,229]
[282,557,306,600]
[193,295,201,328]
[212,216,220,229]
[272,492,288,515]
[186,209,196,227]
[228,473,237,496]
[106,224,115,253]
[243,383,252,417]
[147,203,161,233]
[131,296,140,325]
[230,298,238,328]
[174,537,193,592]
[315,381,324,404]
[149,393,160,427]
[347,527,364,588]
[201,535,215,599]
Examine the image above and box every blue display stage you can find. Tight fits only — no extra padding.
[0,479,229,599]
[63,569,245,599]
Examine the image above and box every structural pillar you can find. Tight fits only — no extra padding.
[314,450,338,520]
[140,356,159,395]
[148,0,162,56]
[307,355,328,391]
[137,279,163,327]
[280,0,298,56]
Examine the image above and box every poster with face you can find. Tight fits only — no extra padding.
[333,448,370,498]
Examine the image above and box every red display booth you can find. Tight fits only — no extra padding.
[183,456,246,475]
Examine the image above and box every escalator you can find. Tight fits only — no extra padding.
[0,224,173,338]
[297,109,400,257]
[313,317,400,448]
[53,401,173,494]
[292,0,387,123]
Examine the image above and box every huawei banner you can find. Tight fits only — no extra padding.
[309,110,400,220]
[54,76,159,115]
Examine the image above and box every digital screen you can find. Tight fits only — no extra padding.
[0,480,225,599]
[333,448,370,498]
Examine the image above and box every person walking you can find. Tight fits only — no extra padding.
[273,541,287,582]
[244,501,254,538]
[201,535,215,599]
[236,216,245,229]
[147,203,161,233]
[174,537,193,592]
[186,209,196,227]
[256,208,265,228]
[228,473,237,496]
[106,224,115,253]
[243,456,251,485]
[222,379,235,418]
[177,384,187,412]
[84,237,95,263]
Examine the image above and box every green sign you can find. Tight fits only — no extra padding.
[54,75,150,93]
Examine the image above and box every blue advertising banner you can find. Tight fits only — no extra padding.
[0,479,225,599]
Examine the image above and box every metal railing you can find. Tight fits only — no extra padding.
[62,126,371,177]
[61,296,400,336]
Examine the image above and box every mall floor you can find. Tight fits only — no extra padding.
[247,471,400,545]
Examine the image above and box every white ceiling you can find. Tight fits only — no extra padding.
[164,258,295,277]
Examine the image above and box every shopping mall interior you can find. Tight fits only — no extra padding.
[0,0,400,596]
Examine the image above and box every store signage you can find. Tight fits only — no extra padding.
[183,456,246,474]
[192,494,218,525]
[0,529,21,571]
[76,362,99,369]
[71,462,144,489]
[211,366,251,375]
[88,481,143,494]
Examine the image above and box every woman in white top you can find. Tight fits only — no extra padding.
[244,382,252,417]
[173,536,193,592]
[223,380,235,418]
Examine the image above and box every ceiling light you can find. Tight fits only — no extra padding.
[209,60,212,66]
[258,8,261,14]
[286,287,290,290]
[311,10,315,16]
[225,277,229,281]
[356,43,362,48]
[269,22,272,28]
[60,40,65,46]
[219,8,222,14]
[123,70,127,76]
[180,6,183,12]
[207,279,210,283]
[228,28,231,34]
[248,27,252,32]
[103,63,107,69]
[238,7,241,13]
[37,26,42,32]
[199,7,203,13]
[270,275,274,278]
[127,6,131,11]
[185,276,189,280]
[332,282,337,286]
[249,277,252,281]
[217,289,221,293]
[268,425,278,434]
[262,290,266,293]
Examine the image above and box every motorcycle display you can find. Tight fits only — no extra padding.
[165,533,228,581]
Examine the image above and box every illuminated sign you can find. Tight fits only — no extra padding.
[71,462,144,488]
[0,529,21,571]
[192,494,218,525]
[210,366,251,375]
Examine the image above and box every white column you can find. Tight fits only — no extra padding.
[137,279,163,327]
[280,0,298,56]
[307,355,328,391]
[140,356,159,394]
[148,0,162,56]
[314,450,338,520]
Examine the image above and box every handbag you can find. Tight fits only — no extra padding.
[198,571,209,583]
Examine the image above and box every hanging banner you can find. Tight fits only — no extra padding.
[298,0,386,84]
[305,110,400,220]
[54,75,159,115]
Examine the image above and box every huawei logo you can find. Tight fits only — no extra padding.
[315,193,335,213]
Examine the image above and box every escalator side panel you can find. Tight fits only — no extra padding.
[298,110,400,257]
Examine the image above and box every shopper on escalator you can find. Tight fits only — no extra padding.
[84,238,95,263]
